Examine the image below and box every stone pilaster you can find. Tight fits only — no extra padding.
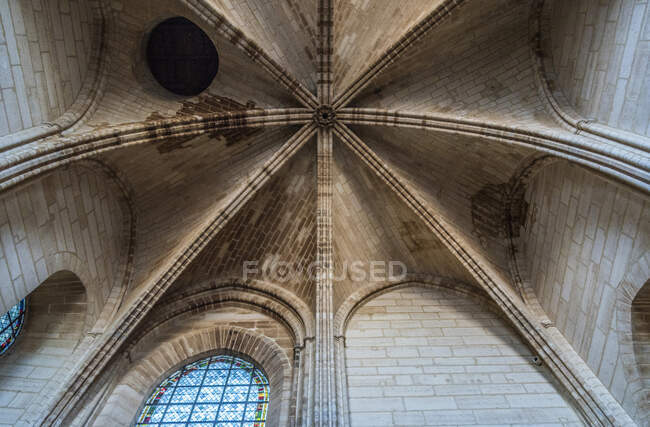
[317,0,333,105]
[314,0,336,425]
[314,125,335,426]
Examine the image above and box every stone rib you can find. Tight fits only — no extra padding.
[0,108,312,192]
[338,108,650,193]
[333,0,466,109]
[315,126,335,426]
[334,122,633,426]
[317,0,334,105]
[184,0,319,109]
[42,123,317,425]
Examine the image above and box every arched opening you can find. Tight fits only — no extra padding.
[146,16,219,96]
[541,0,650,137]
[0,299,26,355]
[0,0,102,139]
[517,159,649,422]
[632,279,650,423]
[0,271,91,424]
[342,284,584,426]
[87,299,296,427]
[0,161,133,424]
[135,353,269,425]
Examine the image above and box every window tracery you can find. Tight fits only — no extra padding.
[136,354,269,426]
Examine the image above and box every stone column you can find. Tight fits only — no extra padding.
[314,125,336,426]
[314,0,337,424]
[317,0,333,105]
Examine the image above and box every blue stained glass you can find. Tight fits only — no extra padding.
[227,370,252,385]
[217,404,246,421]
[178,369,204,386]
[0,330,11,347]
[243,404,259,421]
[136,355,269,426]
[142,405,166,422]
[196,386,223,403]
[162,405,192,422]
[222,386,249,403]
[208,358,233,370]
[204,369,229,386]
[189,404,218,422]
[171,387,199,403]
[0,299,26,355]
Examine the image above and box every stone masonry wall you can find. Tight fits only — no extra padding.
[520,161,649,422]
[81,0,298,131]
[0,164,130,315]
[0,272,88,425]
[548,0,650,137]
[333,0,442,94]
[91,305,294,426]
[355,0,553,129]
[0,0,94,137]
[345,285,584,426]
[631,280,650,423]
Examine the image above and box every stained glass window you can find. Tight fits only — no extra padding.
[136,354,269,426]
[0,299,26,355]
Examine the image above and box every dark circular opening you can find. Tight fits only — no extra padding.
[146,17,219,96]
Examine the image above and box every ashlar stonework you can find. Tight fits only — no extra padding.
[0,0,648,426]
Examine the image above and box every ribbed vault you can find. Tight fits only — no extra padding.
[333,0,446,95]
[78,0,303,132]
[0,0,647,425]
[332,137,480,309]
[165,139,317,305]
[98,126,299,304]
[348,125,538,286]
[205,0,319,92]
[351,0,549,126]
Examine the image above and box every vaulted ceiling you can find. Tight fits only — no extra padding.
[6,0,644,315]
[3,1,648,421]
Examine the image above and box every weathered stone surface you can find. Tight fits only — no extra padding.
[346,286,583,426]
[0,1,646,426]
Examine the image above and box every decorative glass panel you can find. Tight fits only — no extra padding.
[136,355,269,426]
[0,299,26,355]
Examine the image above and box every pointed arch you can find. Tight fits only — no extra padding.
[0,0,108,149]
[616,252,650,425]
[0,268,94,424]
[339,281,586,426]
[92,326,293,426]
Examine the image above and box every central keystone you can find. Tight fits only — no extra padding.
[314,105,336,127]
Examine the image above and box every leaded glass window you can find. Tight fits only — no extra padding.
[0,299,26,355]
[136,354,269,426]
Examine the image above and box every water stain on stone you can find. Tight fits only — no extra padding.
[470,183,509,246]
[399,220,440,252]
[146,94,263,153]
[147,94,257,121]
[155,135,196,154]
